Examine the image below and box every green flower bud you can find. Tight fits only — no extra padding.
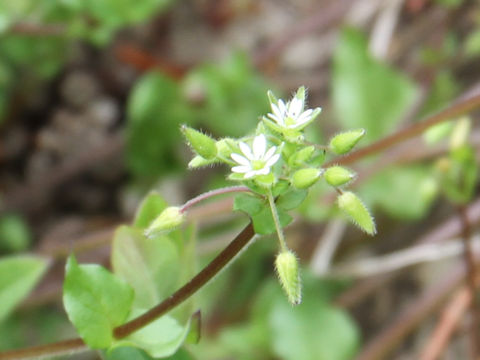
[337,191,376,235]
[288,145,315,167]
[292,168,321,189]
[275,250,302,305]
[145,206,185,238]
[329,129,366,155]
[324,166,355,187]
[181,125,217,160]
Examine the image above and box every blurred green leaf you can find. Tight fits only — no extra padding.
[134,192,169,228]
[0,214,31,252]
[113,309,192,358]
[63,255,134,348]
[112,226,180,309]
[360,166,437,220]
[0,255,48,322]
[420,71,459,117]
[127,72,192,178]
[332,27,417,141]
[276,189,308,211]
[185,53,270,137]
[107,346,156,360]
[465,29,480,57]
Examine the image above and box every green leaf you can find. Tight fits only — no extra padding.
[0,215,31,252]
[134,192,169,228]
[63,255,134,348]
[0,255,49,322]
[251,207,292,235]
[127,72,192,177]
[269,292,359,360]
[106,346,155,360]
[360,166,438,220]
[332,28,417,141]
[233,193,265,216]
[185,52,270,137]
[113,309,192,358]
[276,189,308,210]
[112,226,180,309]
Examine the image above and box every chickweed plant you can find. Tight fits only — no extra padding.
[2,86,480,360]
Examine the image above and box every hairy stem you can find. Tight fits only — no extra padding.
[267,189,288,252]
[180,186,251,213]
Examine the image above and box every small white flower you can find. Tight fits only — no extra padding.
[265,87,321,132]
[231,134,280,179]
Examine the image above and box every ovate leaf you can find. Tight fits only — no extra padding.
[0,255,49,321]
[113,309,193,358]
[63,255,134,348]
[112,226,180,309]
[332,28,417,141]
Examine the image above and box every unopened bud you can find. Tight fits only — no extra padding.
[145,206,185,238]
[324,166,355,187]
[288,145,315,167]
[329,129,365,155]
[181,125,217,160]
[275,250,302,305]
[292,168,321,189]
[338,191,376,235]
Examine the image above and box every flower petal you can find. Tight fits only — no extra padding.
[257,167,271,175]
[231,153,250,166]
[232,165,250,173]
[239,142,253,160]
[266,153,280,167]
[264,146,277,160]
[244,171,256,179]
[252,135,266,159]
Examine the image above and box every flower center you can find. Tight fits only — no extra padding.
[252,160,265,170]
[285,117,296,126]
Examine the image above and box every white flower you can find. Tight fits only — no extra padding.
[265,87,321,132]
[231,134,280,179]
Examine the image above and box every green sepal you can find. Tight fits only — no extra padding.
[292,168,322,189]
[329,129,366,155]
[324,166,356,187]
[181,125,217,160]
[337,191,376,235]
[188,155,218,169]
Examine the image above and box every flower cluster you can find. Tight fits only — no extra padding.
[181,86,376,304]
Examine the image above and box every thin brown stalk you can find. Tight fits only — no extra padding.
[457,205,480,358]
[420,287,471,360]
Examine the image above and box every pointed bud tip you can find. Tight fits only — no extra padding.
[329,129,366,155]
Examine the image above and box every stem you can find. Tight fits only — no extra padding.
[457,204,480,359]
[267,189,288,252]
[0,223,256,360]
[325,92,480,167]
[180,186,251,213]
